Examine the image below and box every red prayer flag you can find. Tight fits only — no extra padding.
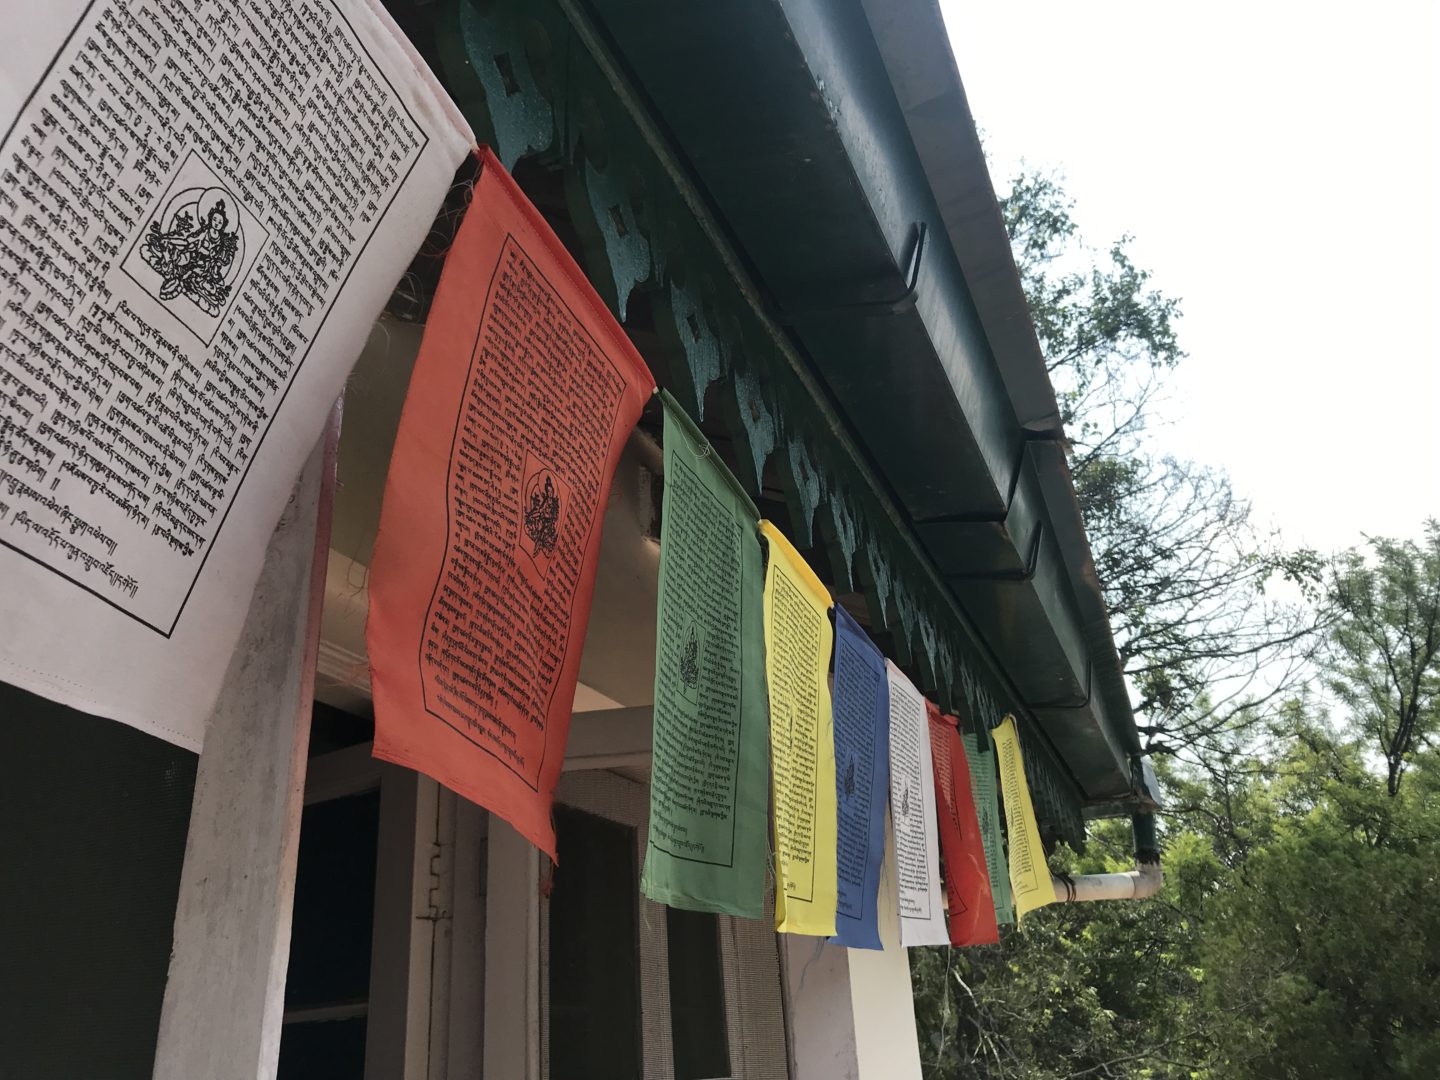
[367,148,655,858]
[927,699,1000,946]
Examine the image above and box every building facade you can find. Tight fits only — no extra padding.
[0,1,1159,1077]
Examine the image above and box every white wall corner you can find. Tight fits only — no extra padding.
[781,934,861,1080]
[151,433,331,1080]
[846,832,925,1080]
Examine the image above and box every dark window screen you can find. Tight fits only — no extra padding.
[282,790,381,1007]
[276,1016,368,1080]
[666,907,731,1080]
[277,789,381,1080]
[0,681,197,1080]
[548,805,642,1080]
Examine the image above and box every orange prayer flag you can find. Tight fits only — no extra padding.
[367,148,655,858]
[927,699,999,946]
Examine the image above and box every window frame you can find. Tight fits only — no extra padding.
[287,742,488,1080]
[483,707,789,1080]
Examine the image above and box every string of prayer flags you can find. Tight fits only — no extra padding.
[759,521,838,936]
[885,661,949,946]
[640,393,770,918]
[829,606,892,950]
[367,148,655,859]
[993,715,1058,918]
[0,0,473,748]
[963,730,1014,925]
[926,702,998,946]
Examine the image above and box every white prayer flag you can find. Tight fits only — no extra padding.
[884,660,949,946]
[0,0,473,747]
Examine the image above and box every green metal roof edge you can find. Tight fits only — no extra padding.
[418,0,1132,839]
[855,0,1143,768]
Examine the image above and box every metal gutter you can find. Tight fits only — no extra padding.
[555,0,1069,723]
[851,0,1142,773]
[856,0,1064,437]
[780,0,1143,801]
[583,0,1143,806]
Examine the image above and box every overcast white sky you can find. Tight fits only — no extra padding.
[941,1,1440,554]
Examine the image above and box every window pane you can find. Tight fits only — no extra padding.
[283,790,381,1008]
[666,907,732,1080]
[0,682,196,1080]
[306,701,374,755]
[277,1018,368,1080]
[548,805,641,1080]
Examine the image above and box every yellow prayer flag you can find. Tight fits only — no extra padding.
[993,715,1057,918]
[758,520,838,936]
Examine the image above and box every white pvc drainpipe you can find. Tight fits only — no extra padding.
[1051,813,1163,903]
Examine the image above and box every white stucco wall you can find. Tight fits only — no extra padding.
[848,830,925,1079]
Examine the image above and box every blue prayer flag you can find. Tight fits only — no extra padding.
[829,605,891,949]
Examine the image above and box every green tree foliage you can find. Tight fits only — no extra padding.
[1187,719,1440,1077]
[913,814,1214,1079]
[1000,172,1325,762]
[1326,523,1440,794]
[911,168,1440,1078]
[917,719,1440,1079]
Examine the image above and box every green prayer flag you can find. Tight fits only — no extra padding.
[641,392,769,918]
[963,731,1014,925]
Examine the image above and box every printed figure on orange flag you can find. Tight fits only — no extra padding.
[366,147,656,859]
[927,699,1000,946]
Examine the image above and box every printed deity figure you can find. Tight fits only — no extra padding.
[142,197,240,316]
[523,473,561,556]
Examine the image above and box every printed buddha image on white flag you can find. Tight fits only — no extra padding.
[0,0,473,747]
